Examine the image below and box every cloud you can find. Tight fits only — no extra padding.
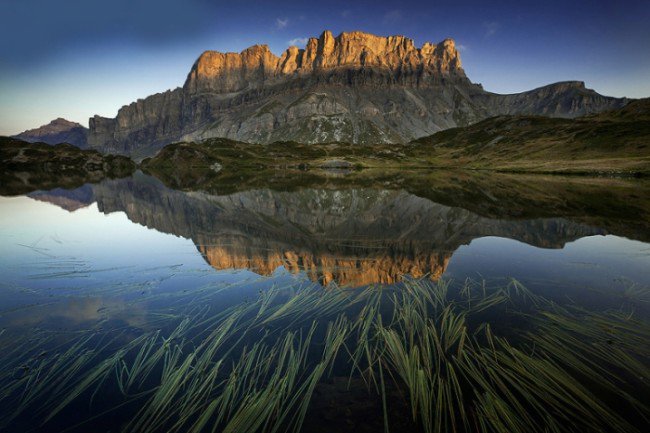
[288,37,309,47]
[457,44,468,52]
[275,17,289,29]
[383,10,403,24]
[341,9,351,18]
[483,21,500,37]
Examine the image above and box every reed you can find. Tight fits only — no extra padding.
[0,278,647,433]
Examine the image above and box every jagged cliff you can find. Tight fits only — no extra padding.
[184,32,465,94]
[86,30,628,157]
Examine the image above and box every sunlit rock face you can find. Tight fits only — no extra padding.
[184,32,465,94]
[86,30,627,157]
[43,174,602,287]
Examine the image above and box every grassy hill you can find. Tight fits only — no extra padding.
[410,98,650,175]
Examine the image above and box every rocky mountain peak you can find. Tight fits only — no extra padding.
[184,30,466,94]
[52,117,77,124]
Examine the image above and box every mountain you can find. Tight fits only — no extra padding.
[14,118,88,148]
[86,30,628,157]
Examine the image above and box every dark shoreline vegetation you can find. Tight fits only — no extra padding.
[0,278,648,433]
[0,138,135,195]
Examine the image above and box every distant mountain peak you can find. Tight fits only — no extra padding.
[14,118,88,148]
[19,118,83,135]
[52,117,83,126]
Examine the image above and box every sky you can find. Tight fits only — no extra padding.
[1,0,649,135]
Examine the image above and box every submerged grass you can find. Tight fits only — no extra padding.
[0,278,648,433]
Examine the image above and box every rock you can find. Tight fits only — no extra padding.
[86,30,629,157]
[182,30,467,95]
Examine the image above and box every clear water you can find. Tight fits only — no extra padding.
[0,172,648,432]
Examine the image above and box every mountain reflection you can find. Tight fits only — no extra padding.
[195,236,452,286]
[27,172,613,286]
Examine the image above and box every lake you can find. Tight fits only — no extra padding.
[1,170,649,433]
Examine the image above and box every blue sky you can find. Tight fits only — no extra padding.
[1,0,649,135]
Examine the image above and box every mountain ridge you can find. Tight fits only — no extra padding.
[79,30,627,156]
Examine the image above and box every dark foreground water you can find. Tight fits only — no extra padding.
[1,171,649,433]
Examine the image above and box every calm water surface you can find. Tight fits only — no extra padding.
[1,172,648,432]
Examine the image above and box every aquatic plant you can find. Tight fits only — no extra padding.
[0,278,648,433]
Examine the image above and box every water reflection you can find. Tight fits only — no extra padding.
[25,173,617,287]
[3,296,147,330]
[2,171,650,433]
